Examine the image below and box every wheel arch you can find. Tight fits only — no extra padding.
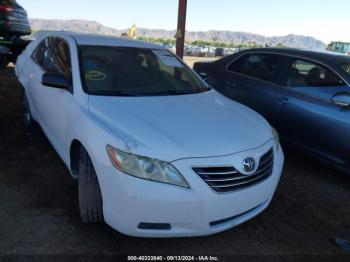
[69,137,106,179]
[69,139,83,179]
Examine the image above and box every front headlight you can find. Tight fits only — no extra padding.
[107,145,189,188]
[271,127,280,151]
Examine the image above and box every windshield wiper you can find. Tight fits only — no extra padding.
[90,90,140,97]
[147,89,210,96]
[89,89,211,97]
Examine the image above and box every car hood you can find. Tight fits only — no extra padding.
[88,90,272,162]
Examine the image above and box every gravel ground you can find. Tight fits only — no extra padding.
[183,56,218,68]
[0,67,350,260]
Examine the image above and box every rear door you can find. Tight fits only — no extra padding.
[218,52,288,122]
[273,57,350,168]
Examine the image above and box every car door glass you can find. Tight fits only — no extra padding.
[47,39,72,83]
[228,53,285,84]
[339,63,350,77]
[287,59,348,100]
[31,41,46,66]
[31,37,56,70]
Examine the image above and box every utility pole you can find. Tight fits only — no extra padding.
[175,0,187,59]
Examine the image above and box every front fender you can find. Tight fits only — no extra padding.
[65,100,129,174]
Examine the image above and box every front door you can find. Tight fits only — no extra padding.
[38,37,73,156]
[26,37,56,121]
[273,58,350,168]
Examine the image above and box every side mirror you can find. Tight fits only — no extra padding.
[332,92,350,107]
[42,73,71,90]
[199,72,208,82]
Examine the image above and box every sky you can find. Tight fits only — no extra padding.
[17,0,350,44]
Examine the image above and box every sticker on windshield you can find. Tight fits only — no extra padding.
[153,50,184,68]
[85,71,106,81]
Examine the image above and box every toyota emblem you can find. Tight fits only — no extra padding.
[242,158,256,173]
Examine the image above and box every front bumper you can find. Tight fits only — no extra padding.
[95,141,284,237]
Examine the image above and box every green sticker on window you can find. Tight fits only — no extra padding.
[85,71,106,81]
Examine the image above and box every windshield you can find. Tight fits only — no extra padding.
[78,45,210,96]
[339,63,350,78]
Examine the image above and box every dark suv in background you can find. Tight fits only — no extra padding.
[0,0,31,36]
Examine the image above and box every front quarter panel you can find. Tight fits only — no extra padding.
[65,99,129,173]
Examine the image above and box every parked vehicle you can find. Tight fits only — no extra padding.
[0,0,31,37]
[327,41,350,55]
[225,48,239,56]
[0,0,31,67]
[215,47,225,57]
[0,35,31,67]
[16,32,283,237]
[184,44,192,56]
[192,45,207,57]
[194,48,350,173]
[206,46,216,57]
[163,44,176,53]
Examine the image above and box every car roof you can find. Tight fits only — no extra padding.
[239,47,350,65]
[35,31,164,50]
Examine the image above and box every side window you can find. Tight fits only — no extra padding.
[31,40,46,66]
[287,59,347,100]
[31,37,56,70]
[228,53,284,84]
[47,39,72,82]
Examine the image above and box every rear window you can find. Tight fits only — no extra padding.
[339,63,350,78]
[78,45,209,96]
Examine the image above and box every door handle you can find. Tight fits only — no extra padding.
[278,97,289,105]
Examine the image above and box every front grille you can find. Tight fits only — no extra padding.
[193,149,274,193]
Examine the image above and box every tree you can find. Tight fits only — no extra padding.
[276,43,287,48]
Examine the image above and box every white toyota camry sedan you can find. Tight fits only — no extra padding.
[16,31,284,238]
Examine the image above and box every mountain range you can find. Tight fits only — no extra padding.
[29,19,327,50]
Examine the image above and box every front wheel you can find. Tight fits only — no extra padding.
[78,146,104,223]
[0,54,9,68]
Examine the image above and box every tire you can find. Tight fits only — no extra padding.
[78,146,104,223]
[21,89,34,129]
[0,54,8,68]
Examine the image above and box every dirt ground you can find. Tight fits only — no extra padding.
[183,56,218,68]
[0,67,350,260]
